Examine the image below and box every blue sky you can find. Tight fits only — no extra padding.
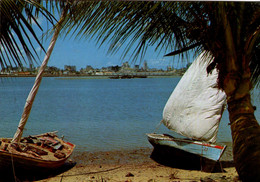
[31,13,192,71]
[42,35,179,71]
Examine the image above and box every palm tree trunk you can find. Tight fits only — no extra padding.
[224,65,260,181]
[11,3,69,144]
[220,4,260,180]
[228,92,260,182]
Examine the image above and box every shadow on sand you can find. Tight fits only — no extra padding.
[150,145,234,173]
[0,161,76,182]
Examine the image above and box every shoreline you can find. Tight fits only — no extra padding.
[4,147,239,182]
[70,144,234,165]
[41,147,238,182]
[0,74,181,79]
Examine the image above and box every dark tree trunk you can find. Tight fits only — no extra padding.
[227,88,260,181]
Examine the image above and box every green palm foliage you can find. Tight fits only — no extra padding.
[0,0,56,70]
[63,1,259,88]
[1,1,259,181]
[61,2,259,181]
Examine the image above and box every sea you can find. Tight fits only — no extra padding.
[0,77,259,152]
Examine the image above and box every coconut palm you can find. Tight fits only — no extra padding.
[60,2,259,181]
[0,0,71,143]
[11,1,70,145]
[0,0,60,70]
[0,0,69,145]
[1,1,259,181]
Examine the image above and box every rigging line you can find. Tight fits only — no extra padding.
[154,120,163,133]
[11,151,17,182]
[60,175,63,182]
[56,165,122,178]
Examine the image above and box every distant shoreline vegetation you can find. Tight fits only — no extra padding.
[0,61,189,78]
[0,72,183,78]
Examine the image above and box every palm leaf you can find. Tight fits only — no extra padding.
[0,0,55,70]
[61,1,259,88]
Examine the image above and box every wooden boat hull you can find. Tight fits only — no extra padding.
[0,132,75,171]
[147,133,226,162]
[0,149,68,170]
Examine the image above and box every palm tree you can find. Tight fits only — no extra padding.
[11,1,70,145]
[0,0,59,70]
[60,2,259,181]
[0,0,70,144]
[0,0,69,147]
[1,1,259,181]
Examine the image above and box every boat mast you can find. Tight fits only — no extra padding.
[11,3,69,144]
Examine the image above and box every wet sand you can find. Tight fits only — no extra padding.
[3,145,240,182]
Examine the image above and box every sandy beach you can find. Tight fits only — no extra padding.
[3,146,240,182]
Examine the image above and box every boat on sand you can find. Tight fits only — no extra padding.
[0,6,74,173]
[0,132,75,171]
[147,52,227,169]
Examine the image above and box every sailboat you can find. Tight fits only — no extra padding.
[0,132,75,171]
[147,52,227,163]
[0,4,75,172]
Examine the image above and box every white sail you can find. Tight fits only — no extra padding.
[162,52,226,143]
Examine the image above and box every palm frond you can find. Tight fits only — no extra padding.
[62,2,192,61]
[62,1,259,88]
[0,0,55,70]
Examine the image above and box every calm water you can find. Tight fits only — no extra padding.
[0,77,259,152]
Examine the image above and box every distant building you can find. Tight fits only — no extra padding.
[143,61,148,71]
[110,65,120,72]
[120,62,133,73]
[122,62,130,69]
[167,66,174,71]
[149,68,158,72]
[134,65,139,71]
[85,65,94,72]
[28,63,34,71]
[64,65,76,72]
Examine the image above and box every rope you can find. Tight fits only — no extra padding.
[154,120,163,133]
[11,151,17,182]
[58,165,122,178]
